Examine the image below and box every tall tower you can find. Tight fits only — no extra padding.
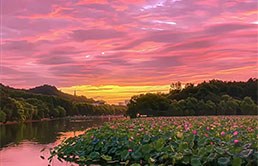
[74,90,77,96]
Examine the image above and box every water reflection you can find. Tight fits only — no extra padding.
[0,117,123,166]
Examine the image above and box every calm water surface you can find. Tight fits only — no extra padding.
[0,117,124,166]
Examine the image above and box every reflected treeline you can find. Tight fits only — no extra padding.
[0,117,120,149]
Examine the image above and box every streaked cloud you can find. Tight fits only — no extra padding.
[2,0,258,103]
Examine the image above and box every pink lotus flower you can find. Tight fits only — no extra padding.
[233,131,238,136]
[136,133,140,136]
[168,137,172,140]
[234,140,239,143]
[210,142,213,145]
[129,139,132,142]
[193,130,197,135]
[111,126,115,129]
[185,124,189,131]
[129,129,134,131]
[248,127,253,131]
[145,131,149,134]
[128,149,133,152]
[91,136,94,139]
[207,127,210,130]
[221,131,225,135]
[138,128,144,132]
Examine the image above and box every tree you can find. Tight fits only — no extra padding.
[0,110,7,123]
[205,100,216,115]
[57,106,66,117]
[240,97,258,115]
[127,93,170,118]
[9,98,26,122]
[218,95,238,115]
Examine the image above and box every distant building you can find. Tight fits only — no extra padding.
[74,90,77,96]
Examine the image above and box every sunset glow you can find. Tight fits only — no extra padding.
[2,0,258,103]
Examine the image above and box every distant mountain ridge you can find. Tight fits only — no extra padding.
[27,84,95,103]
[28,84,59,96]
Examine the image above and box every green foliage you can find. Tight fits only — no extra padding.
[127,79,258,118]
[0,110,7,123]
[240,97,258,115]
[57,106,66,117]
[0,84,126,122]
[127,93,170,118]
[48,116,258,165]
[168,78,258,104]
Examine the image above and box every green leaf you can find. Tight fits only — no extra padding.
[131,164,141,166]
[191,156,202,166]
[142,144,152,154]
[101,154,112,161]
[183,149,192,155]
[131,151,142,160]
[40,156,45,160]
[182,155,190,165]
[218,157,230,166]
[179,142,188,152]
[154,138,165,151]
[232,158,242,166]
[89,152,100,160]
[79,157,86,161]
[142,135,151,143]
[108,147,117,154]
[253,151,258,159]
[206,153,216,162]
[121,150,130,161]
[215,147,225,155]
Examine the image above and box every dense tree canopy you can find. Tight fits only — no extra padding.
[127,78,258,118]
[0,84,126,123]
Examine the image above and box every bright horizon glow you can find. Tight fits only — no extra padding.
[2,0,258,104]
[59,85,171,104]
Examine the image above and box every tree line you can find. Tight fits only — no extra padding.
[0,84,126,123]
[127,78,258,118]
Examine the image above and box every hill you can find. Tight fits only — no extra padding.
[28,84,95,103]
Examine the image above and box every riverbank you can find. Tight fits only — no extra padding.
[0,115,127,125]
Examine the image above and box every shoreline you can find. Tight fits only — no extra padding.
[0,118,55,125]
[0,115,126,126]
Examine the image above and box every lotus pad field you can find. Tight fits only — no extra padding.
[48,116,258,166]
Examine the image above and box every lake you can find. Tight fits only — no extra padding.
[0,116,125,166]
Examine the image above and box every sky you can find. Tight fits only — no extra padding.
[1,0,258,104]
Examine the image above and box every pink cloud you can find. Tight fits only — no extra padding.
[2,0,257,93]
